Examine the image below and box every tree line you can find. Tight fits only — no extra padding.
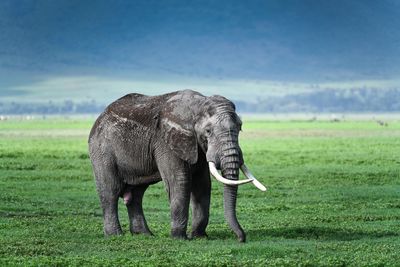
[0,100,105,115]
[1,88,400,114]
[235,88,400,113]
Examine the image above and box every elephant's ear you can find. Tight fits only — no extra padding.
[158,100,198,164]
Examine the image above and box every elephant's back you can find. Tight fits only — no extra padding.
[105,93,164,124]
[88,93,162,180]
[88,90,192,142]
[88,93,166,142]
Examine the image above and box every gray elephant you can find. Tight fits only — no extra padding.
[88,90,265,242]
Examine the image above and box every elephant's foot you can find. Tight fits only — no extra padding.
[130,226,153,236]
[104,226,123,236]
[190,231,208,239]
[129,214,153,236]
[171,228,188,240]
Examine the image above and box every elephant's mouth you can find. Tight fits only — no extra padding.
[208,162,266,191]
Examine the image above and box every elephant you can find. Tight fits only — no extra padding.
[88,90,266,242]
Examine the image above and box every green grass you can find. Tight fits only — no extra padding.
[0,119,399,266]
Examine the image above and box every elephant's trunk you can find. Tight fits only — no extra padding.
[220,141,246,242]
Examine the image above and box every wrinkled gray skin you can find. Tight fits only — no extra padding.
[89,90,246,242]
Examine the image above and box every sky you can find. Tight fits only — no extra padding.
[1,0,399,103]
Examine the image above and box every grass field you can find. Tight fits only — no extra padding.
[0,118,399,266]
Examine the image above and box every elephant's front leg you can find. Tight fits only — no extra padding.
[168,172,192,239]
[157,155,191,239]
[190,161,211,238]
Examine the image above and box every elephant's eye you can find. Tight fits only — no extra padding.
[205,128,212,137]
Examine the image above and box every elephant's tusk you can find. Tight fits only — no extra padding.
[208,162,253,186]
[240,164,267,191]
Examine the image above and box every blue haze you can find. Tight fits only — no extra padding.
[0,0,399,104]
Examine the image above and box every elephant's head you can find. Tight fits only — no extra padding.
[159,90,266,242]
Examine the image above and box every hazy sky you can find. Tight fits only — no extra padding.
[1,0,399,102]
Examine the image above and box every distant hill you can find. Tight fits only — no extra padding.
[1,0,399,87]
[1,1,400,114]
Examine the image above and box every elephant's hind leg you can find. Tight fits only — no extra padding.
[126,184,153,235]
[101,195,122,236]
[92,159,123,236]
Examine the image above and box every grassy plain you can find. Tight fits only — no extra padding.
[0,118,399,266]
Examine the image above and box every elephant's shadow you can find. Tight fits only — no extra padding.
[207,226,399,241]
